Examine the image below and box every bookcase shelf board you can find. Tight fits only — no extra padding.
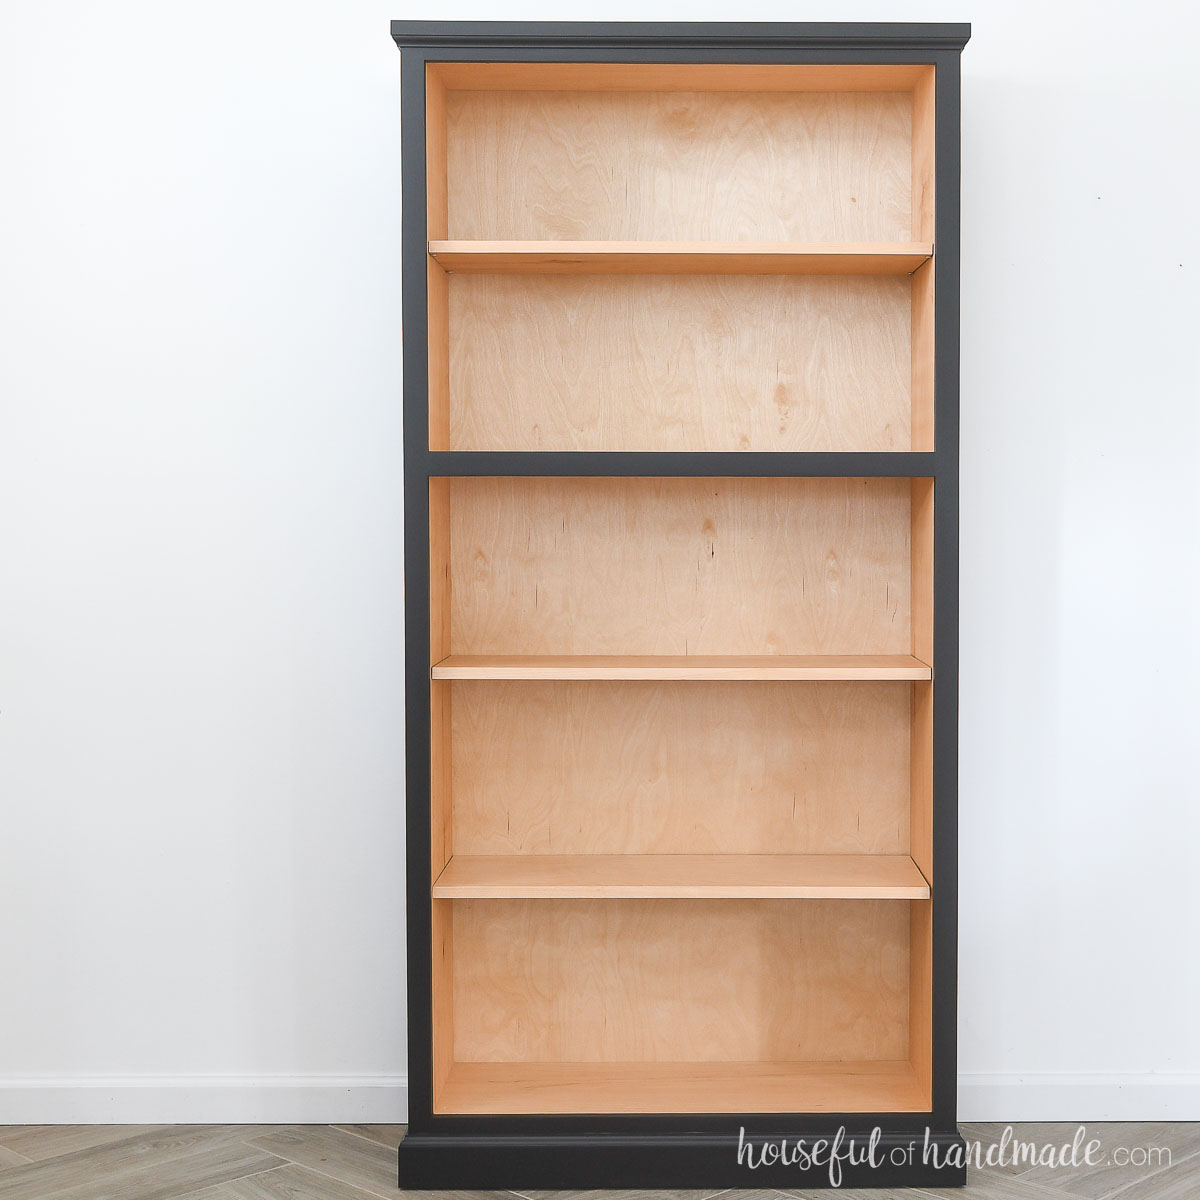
[432,853,931,899]
[431,653,933,680]
[428,239,933,274]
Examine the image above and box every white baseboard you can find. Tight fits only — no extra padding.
[959,1074,1200,1122]
[0,1075,408,1125]
[5,1073,1198,1126]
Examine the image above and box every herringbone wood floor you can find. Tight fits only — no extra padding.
[0,1124,1198,1199]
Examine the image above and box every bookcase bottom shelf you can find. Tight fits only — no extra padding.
[438,1060,930,1115]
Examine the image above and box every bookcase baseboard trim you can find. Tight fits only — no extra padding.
[396,1128,968,1189]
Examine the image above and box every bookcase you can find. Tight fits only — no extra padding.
[393,20,970,1191]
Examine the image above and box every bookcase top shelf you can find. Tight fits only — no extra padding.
[429,240,933,276]
[433,853,930,899]
[432,654,932,680]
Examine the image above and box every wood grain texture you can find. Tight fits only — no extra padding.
[911,476,934,663]
[450,679,911,856]
[449,274,913,452]
[451,898,910,1065]
[432,899,454,1098]
[432,853,930,899]
[427,258,450,450]
[446,90,912,241]
[245,1128,395,1200]
[429,477,451,663]
[439,1059,926,1116]
[329,1126,407,1149]
[430,682,452,877]
[982,1121,1200,1195]
[426,67,450,449]
[432,62,932,93]
[430,240,931,275]
[910,899,934,1108]
[911,66,936,243]
[432,653,931,680]
[421,55,947,1131]
[0,1126,282,1200]
[425,67,447,240]
[0,1125,167,1162]
[910,680,934,883]
[429,479,452,878]
[182,1163,384,1200]
[910,259,935,450]
[429,476,455,1099]
[449,476,912,655]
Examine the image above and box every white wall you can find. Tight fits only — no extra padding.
[1,0,1197,1124]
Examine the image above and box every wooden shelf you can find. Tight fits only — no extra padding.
[432,853,930,899]
[439,1059,928,1115]
[433,654,931,680]
[428,240,933,276]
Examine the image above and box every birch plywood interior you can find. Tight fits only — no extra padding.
[448,274,916,452]
[447,476,916,656]
[395,19,969,1190]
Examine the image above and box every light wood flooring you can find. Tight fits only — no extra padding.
[0,1123,1198,1199]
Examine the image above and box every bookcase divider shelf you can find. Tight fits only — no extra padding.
[396,18,968,1191]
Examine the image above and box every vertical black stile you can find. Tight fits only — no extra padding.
[394,22,970,1190]
[931,45,963,1136]
[400,43,434,1138]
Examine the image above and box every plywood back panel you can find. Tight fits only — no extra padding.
[448,274,912,452]
[451,680,910,856]
[448,476,912,655]
[452,899,910,1063]
[446,90,912,241]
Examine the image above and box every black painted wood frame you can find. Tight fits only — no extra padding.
[391,20,971,1191]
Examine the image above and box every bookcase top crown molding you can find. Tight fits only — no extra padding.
[391,20,973,50]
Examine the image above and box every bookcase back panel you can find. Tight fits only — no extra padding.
[451,679,910,855]
[445,90,912,242]
[448,274,912,452]
[448,476,912,655]
[452,898,910,1063]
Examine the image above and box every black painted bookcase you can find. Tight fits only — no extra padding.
[391,20,970,1191]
